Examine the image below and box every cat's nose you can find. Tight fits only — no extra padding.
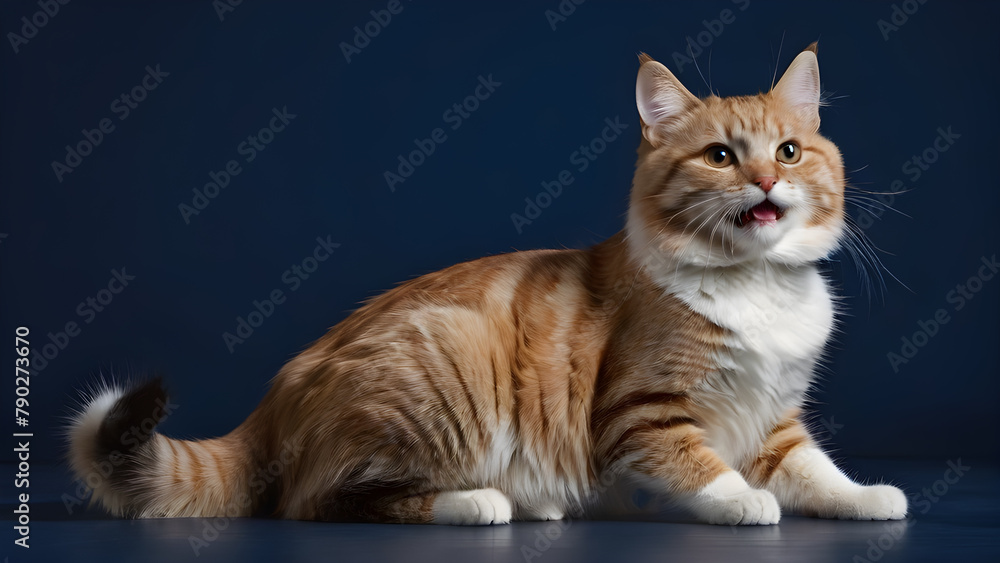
[754,176,777,193]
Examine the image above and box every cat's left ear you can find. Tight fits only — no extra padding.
[771,43,822,132]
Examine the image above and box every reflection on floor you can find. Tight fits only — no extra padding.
[6,459,998,563]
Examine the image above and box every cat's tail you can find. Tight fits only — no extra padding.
[67,378,284,518]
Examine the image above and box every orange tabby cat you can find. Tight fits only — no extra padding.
[69,44,907,525]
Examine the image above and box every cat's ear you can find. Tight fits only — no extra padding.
[636,53,701,147]
[771,43,821,131]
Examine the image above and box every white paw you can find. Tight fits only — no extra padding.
[689,472,781,526]
[520,504,565,521]
[822,485,908,520]
[432,488,512,525]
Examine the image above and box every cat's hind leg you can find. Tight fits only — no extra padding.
[322,487,512,525]
[431,489,513,525]
[517,503,565,521]
[743,411,907,520]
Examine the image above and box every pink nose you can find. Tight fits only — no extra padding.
[755,176,777,193]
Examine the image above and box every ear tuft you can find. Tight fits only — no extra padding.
[803,41,818,55]
[637,52,653,65]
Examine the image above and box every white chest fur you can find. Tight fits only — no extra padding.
[665,262,835,467]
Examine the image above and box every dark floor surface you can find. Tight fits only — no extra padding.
[4,459,998,563]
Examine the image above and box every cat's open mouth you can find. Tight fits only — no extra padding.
[735,201,785,228]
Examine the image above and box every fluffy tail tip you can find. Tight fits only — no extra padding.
[67,377,170,515]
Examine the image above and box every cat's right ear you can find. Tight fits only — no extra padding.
[636,53,701,147]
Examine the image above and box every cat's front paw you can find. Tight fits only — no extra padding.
[689,472,781,525]
[816,484,907,521]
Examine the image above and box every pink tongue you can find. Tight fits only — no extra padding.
[751,201,778,222]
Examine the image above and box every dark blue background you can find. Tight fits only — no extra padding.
[1,0,997,466]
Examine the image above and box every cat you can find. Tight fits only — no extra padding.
[68,43,907,526]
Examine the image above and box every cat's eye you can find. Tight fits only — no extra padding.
[704,145,733,168]
[776,142,801,164]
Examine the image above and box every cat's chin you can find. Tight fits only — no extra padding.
[764,220,845,266]
[735,215,790,247]
[628,222,838,273]
[729,204,847,267]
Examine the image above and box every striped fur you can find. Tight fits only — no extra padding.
[68,45,906,525]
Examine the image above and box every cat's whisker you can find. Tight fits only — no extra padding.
[836,214,912,302]
[844,195,890,210]
[672,201,733,277]
[822,93,850,102]
[769,31,786,91]
[692,46,711,93]
[727,203,743,257]
[844,198,888,216]
[653,193,728,226]
[704,201,743,267]
[844,194,911,219]
[708,49,715,96]
[843,184,911,196]
[840,226,883,301]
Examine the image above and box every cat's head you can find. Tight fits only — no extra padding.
[626,44,845,273]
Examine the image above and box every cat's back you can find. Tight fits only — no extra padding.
[334,246,598,343]
[275,245,609,410]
